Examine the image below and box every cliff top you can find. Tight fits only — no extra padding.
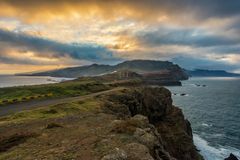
[0,86,202,160]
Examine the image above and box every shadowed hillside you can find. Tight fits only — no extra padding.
[20,60,188,81]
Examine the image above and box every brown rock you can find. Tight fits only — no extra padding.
[101,148,127,160]
[125,143,154,160]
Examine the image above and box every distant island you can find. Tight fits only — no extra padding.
[187,69,240,77]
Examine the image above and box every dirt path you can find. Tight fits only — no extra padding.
[0,87,122,117]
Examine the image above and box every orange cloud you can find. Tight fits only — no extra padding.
[0,0,177,24]
[0,63,67,74]
[0,0,240,73]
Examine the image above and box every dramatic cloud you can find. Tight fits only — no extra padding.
[0,29,120,64]
[0,0,240,23]
[0,0,240,73]
[135,27,240,47]
[172,56,240,71]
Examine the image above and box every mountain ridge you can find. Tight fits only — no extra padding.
[18,60,189,80]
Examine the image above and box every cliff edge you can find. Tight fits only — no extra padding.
[0,87,202,160]
[101,87,203,160]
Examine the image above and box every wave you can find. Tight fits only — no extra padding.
[193,134,240,160]
[201,123,213,127]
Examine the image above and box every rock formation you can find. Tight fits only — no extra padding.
[225,153,239,160]
[102,87,203,160]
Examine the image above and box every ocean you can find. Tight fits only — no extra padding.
[0,75,73,88]
[167,77,240,160]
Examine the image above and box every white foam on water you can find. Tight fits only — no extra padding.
[193,134,240,160]
[201,123,212,127]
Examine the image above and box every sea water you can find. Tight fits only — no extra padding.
[167,77,240,160]
[0,75,73,88]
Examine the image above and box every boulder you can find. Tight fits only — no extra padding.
[101,148,127,160]
[125,143,154,160]
[129,114,149,128]
[109,120,136,134]
[133,128,158,149]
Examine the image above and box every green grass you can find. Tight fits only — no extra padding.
[0,79,110,105]
[0,98,99,124]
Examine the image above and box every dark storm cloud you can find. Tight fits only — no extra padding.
[171,0,240,19]
[171,56,240,71]
[209,45,240,54]
[136,28,240,47]
[0,29,119,63]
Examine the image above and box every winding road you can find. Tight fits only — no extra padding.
[0,87,123,117]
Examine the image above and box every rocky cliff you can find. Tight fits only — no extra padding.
[0,86,202,160]
[101,87,203,160]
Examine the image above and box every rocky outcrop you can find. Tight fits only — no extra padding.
[102,87,203,160]
[105,114,175,160]
[101,142,155,160]
[225,153,239,160]
[101,148,128,160]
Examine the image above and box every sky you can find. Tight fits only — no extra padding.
[0,0,240,74]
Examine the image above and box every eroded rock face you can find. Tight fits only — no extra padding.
[103,87,203,160]
[127,87,173,123]
[225,153,239,160]
[107,114,174,160]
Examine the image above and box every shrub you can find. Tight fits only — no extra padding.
[41,109,58,114]
[2,100,8,103]
[12,99,18,102]
[21,97,27,101]
[45,123,63,129]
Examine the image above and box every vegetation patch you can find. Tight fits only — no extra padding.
[0,99,100,124]
[45,123,63,129]
[0,79,109,105]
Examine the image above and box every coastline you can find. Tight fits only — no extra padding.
[0,75,75,88]
[168,77,240,160]
[0,76,239,159]
[0,78,202,159]
[194,134,240,160]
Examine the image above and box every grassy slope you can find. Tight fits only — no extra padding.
[0,99,99,125]
[0,79,110,105]
[0,91,131,160]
